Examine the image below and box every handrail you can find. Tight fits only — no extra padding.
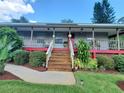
[69,39,75,69]
[46,39,54,68]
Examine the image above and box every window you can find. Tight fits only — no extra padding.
[55,39,63,44]
[37,39,45,44]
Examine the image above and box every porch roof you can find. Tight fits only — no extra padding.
[0,23,124,29]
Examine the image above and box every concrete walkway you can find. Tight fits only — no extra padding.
[5,64,75,85]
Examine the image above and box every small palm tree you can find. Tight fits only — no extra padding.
[0,35,16,74]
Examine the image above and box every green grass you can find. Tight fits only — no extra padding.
[0,72,124,93]
[75,72,124,93]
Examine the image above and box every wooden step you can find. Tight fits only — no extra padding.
[49,61,71,63]
[52,52,69,54]
[48,68,72,71]
[48,64,71,68]
[49,58,71,62]
[51,55,70,58]
[52,53,70,56]
[50,56,71,60]
[52,51,69,53]
[48,50,72,71]
[49,63,71,67]
[49,62,71,65]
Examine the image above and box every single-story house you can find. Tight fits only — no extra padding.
[1,23,124,57]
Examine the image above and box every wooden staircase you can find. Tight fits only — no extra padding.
[48,50,72,71]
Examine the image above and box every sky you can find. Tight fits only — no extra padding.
[0,0,124,23]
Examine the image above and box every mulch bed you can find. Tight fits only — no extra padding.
[23,64,47,72]
[0,71,21,80]
[117,81,124,91]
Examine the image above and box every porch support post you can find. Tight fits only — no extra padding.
[116,28,120,52]
[92,28,95,50]
[68,28,72,48]
[30,27,33,48]
[69,27,71,37]
[92,28,96,59]
[68,27,72,39]
[30,27,33,41]
[52,28,55,39]
[52,28,55,47]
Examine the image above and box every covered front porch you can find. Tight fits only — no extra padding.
[19,25,124,55]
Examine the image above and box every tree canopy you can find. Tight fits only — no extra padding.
[92,0,115,23]
[0,27,23,52]
[61,19,74,23]
[11,16,29,23]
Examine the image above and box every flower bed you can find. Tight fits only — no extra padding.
[117,81,124,91]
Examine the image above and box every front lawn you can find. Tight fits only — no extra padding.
[0,72,124,93]
[75,72,124,93]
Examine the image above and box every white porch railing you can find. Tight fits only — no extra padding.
[120,41,124,49]
[69,39,75,69]
[23,39,49,48]
[87,40,124,50]
[46,39,54,68]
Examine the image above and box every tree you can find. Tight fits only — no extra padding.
[118,17,124,23]
[61,19,73,23]
[93,2,103,23]
[0,27,23,74]
[92,0,115,23]
[11,16,29,23]
[0,27,23,52]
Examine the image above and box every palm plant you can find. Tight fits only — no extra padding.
[0,35,16,74]
[0,27,23,74]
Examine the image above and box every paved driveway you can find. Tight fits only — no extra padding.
[5,64,76,85]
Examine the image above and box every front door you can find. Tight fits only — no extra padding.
[54,32,68,48]
[55,37,64,48]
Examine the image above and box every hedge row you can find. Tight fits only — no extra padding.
[112,55,124,72]
[96,55,124,72]
[13,50,46,67]
[96,55,114,70]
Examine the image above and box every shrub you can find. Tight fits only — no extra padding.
[29,51,46,67]
[77,39,90,65]
[13,50,29,65]
[74,58,97,70]
[74,58,81,68]
[96,55,114,70]
[87,58,97,70]
[112,55,124,72]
